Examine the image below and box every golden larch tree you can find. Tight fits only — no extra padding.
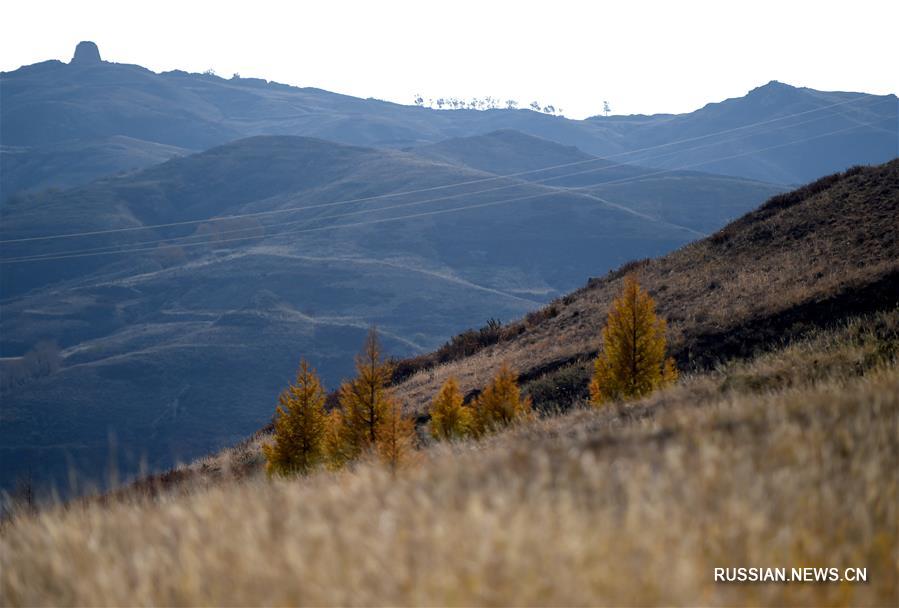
[590,274,677,405]
[376,397,417,474]
[263,359,328,476]
[471,363,532,436]
[337,327,393,459]
[322,409,352,470]
[429,376,472,440]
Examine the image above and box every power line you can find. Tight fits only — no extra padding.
[0,106,868,262]
[2,118,885,265]
[0,93,889,246]
[2,99,890,262]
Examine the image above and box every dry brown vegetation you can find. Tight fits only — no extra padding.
[2,310,897,606]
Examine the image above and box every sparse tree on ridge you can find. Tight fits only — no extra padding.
[263,359,328,476]
[589,275,677,406]
[407,95,561,113]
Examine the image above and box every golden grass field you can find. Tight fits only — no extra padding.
[2,311,897,606]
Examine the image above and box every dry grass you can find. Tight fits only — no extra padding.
[2,313,897,606]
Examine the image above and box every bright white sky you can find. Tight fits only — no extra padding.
[2,0,897,119]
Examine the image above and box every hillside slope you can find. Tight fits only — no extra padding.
[413,129,622,177]
[390,160,899,414]
[122,159,899,490]
[0,136,189,198]
[416,130,787,233]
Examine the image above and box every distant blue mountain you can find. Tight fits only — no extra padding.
[2,43,895,196]
[586,81,898,184]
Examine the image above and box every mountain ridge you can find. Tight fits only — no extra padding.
[2,43,895,195]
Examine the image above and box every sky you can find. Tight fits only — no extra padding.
[2,0,897,119]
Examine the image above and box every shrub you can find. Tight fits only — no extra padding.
[391,319,506,383]
[524,303,560,328]
[525,361,592,414]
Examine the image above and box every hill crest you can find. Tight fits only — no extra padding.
[3,44,894,188]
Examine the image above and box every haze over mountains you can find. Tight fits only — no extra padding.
[0,42,895,494]
[2,41,896,198]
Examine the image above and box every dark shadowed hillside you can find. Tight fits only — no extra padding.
[0,137,189,198]
[412,129,626,178]
[416,130,787,233]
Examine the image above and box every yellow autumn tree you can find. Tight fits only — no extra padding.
[322,409,352,470]
[262,359,328,476]
[589,274,677,406]
[376,397,417,474]
[471,363,532,436]
[429,376,472,440]
[336,327,393,460]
